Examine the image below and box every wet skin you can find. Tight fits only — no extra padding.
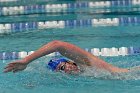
[56,62,80,74]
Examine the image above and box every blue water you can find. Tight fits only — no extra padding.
[1,1,140,93]
[1,25,140,93]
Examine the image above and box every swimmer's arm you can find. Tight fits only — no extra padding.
[6,40,124,69]
[21,40,94,65]
[16,40,109,67]
[4,40,65,73]
[4,40,129,73]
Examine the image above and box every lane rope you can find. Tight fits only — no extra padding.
[0,0,140,16]
[0,17,140,34]
[0,47,140,60]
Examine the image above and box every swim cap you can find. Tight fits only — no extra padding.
[47,58,68,71]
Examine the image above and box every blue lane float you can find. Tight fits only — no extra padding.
[119,17,140,25]
[0,17,140,34]
[0,52,19,60]
[0,47,140,60]
[0,0,140,16]
[128,47,140,55]
[110,0,132,6]
[10,22,38,32]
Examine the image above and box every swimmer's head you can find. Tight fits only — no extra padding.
[48,58,79,74]
[48,58,68,71]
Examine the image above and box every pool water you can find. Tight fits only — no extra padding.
[1,26,140,93]
[1,0,140,93]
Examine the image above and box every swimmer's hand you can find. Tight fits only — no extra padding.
[4,60,28,73]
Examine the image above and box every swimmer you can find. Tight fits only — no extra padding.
[4,40,129,74]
